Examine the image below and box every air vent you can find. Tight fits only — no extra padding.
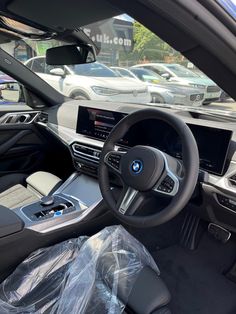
[37,112,48,124]
[228,174,236,187]
[71,143,101,163]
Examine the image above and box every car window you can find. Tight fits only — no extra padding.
[145,65,169,76]
[131,68,165,82]
[68,63,119,77]
[164,64,200,78]
[116,68,134,78]
[45,64,64,74]
[25,59,33,70]
[0,70,25,104]
[217,0,236,20]
[31,58,45,73]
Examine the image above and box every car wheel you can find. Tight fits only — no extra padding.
[151,93,165,103]
[70,92,90,100]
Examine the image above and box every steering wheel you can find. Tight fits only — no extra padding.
[98,108,199,228]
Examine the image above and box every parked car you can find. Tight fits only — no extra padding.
[0,71,14,84]
[0,72,18,103]
[25,57,151,103]
[192,69,231,102]
[112,66,205,106]
[219,90,232,102]
[133,63,221,104]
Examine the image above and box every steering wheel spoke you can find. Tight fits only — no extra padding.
[104,150,126,175]
[117,185,144,215]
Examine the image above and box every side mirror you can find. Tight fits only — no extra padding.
[46,43,96,65]
[49,68,66,77]
[161,73,171,80]
[0,82,21,103]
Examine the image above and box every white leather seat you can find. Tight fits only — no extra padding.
[0,171,62,209]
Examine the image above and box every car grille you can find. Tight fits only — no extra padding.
[207,85,221,93]
[190,94,204,101]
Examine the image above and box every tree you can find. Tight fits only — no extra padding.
[119,21,182,65]
[133,21,177,62]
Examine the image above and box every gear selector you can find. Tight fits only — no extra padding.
[40,196,54,206]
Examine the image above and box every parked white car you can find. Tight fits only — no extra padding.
[112,66,205,106]
[25,57,151,103]
[133,63,221,104]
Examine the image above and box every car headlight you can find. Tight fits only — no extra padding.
[91,86,120,96]
[189,83,205,89]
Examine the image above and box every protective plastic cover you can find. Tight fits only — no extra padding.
[0,225,159,313]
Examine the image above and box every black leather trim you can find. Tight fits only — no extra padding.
[0,205,24,238]
[127,267,171,314]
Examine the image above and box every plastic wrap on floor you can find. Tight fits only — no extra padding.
[0,225,159,313]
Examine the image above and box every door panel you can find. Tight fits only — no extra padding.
[0,114,46,177]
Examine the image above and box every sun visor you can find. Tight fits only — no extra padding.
[7,0,122,31]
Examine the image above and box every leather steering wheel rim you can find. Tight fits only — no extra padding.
[98,108,199,228]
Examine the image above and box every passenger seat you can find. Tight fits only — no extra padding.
[0,171,62,209]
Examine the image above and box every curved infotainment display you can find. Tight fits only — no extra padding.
[77,106,232,175]
[77,106,126,140]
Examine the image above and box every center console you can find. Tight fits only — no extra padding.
[14,173,102,234]
[21,195,75,222]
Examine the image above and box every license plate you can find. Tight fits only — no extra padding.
[206,92,218,98]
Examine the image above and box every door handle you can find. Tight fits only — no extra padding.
[0,111,40,125]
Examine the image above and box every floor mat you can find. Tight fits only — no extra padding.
[152,233,236,314]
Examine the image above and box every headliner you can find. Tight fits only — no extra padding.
[1,0,122,32]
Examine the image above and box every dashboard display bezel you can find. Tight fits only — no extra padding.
[77,106,233,176]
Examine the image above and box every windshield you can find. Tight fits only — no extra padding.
[164,64,200,78]
[0,14,235,114]
[113,68,134,78]
[68,62,119,77]
[131,68,166,83]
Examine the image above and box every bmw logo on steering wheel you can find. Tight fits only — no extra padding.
[131,160,143,174]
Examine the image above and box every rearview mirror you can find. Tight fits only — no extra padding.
[0,82,21,103]
[49,68,65,77]
[46,43,96,65]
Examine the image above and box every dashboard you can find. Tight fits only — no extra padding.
[77,106,232,175]
[44,100,236,234]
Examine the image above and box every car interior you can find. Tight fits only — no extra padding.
[0,0,235,313]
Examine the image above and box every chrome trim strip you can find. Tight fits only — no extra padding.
[119,187,138,214]
[0,111,40,125]
[208,223,231,242]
